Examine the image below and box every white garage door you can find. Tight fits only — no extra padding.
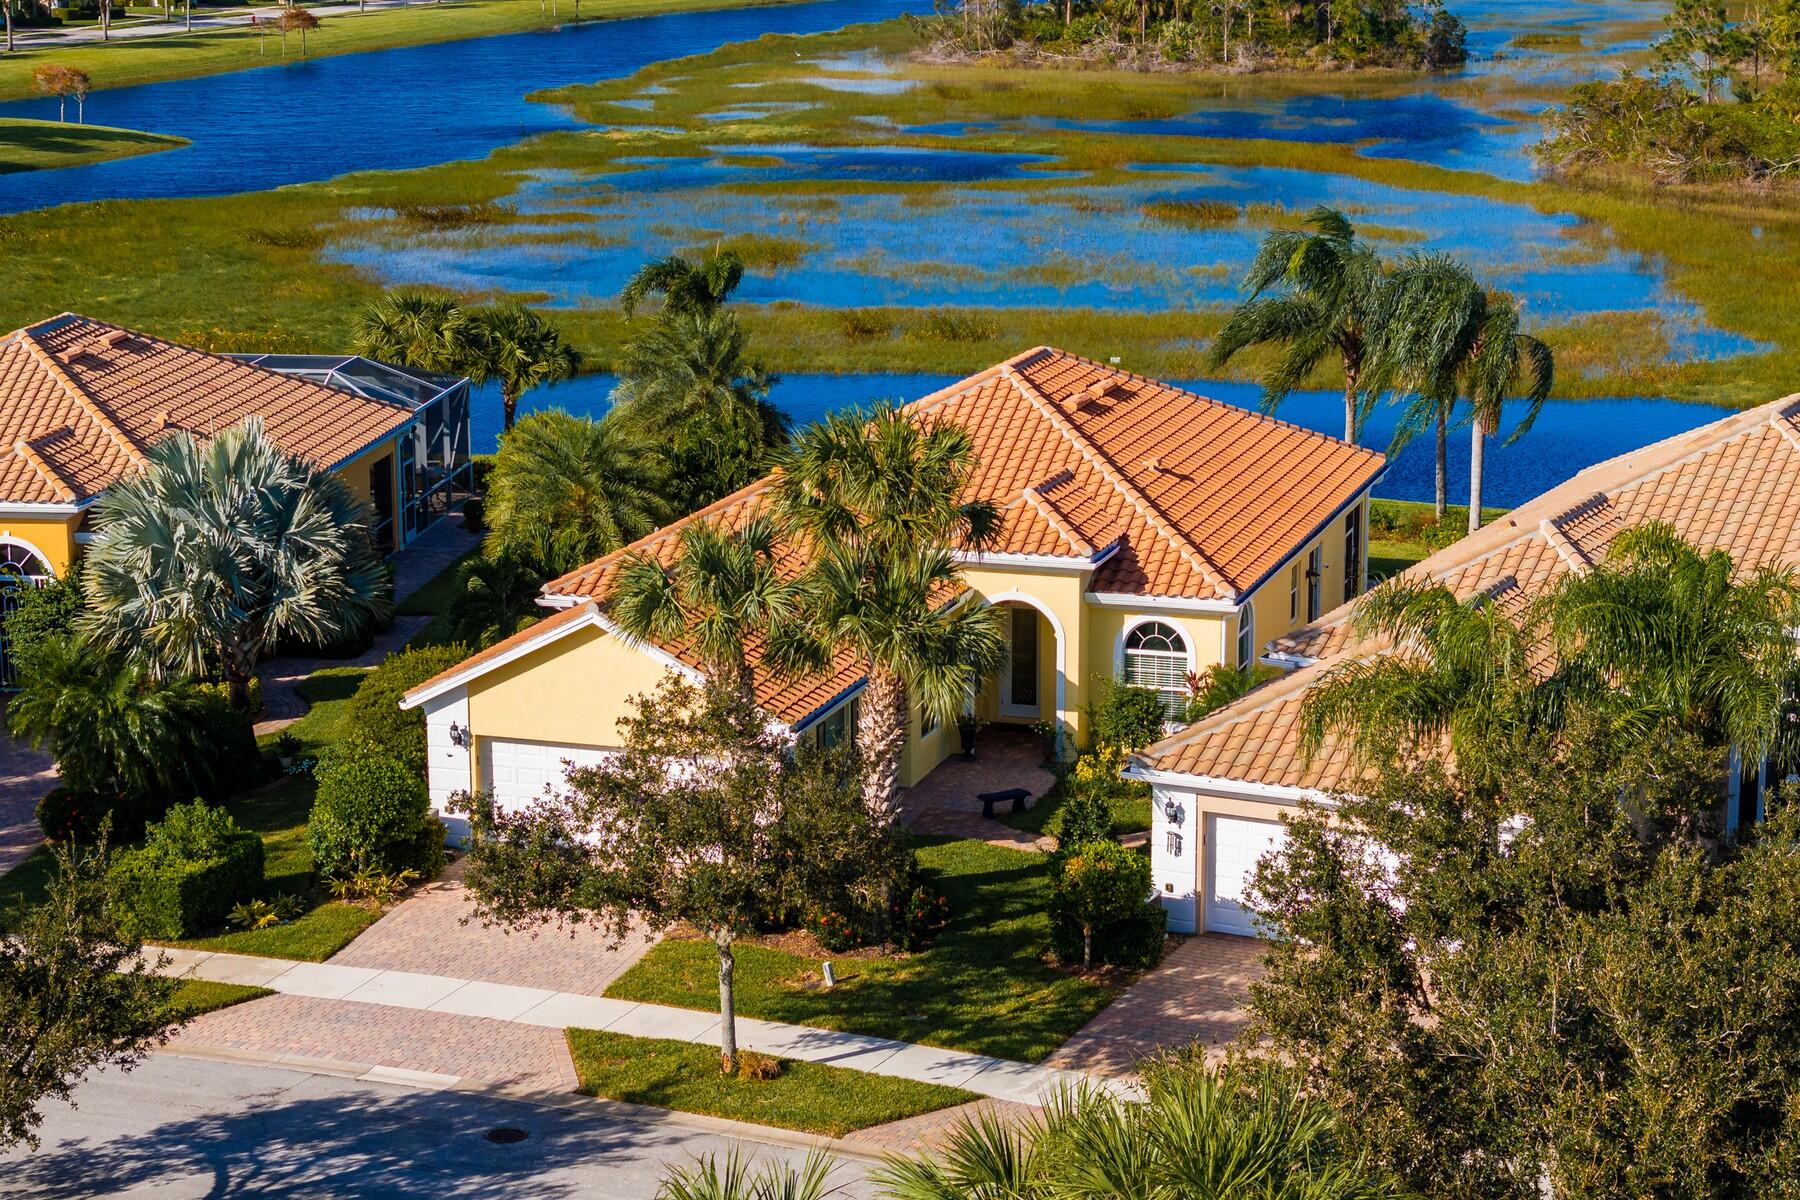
[478,738,615,811]
[1205,814,1287,938]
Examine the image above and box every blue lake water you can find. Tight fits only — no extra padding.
[0,0,919,213]
[474,372,1733,509]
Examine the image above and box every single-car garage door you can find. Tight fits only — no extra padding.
[1205,814,1287,937]
[478,737,615,811]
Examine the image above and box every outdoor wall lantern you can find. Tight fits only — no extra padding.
[1162,798,1185,827]
[448,720,471,750]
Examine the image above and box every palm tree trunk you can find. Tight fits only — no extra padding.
[857,668,908,825]
[1468,414,1487,534]
[1434,409,1448,522]
[503,385,519,432]
[1340,366,1358,444]
[714,928,738,1075]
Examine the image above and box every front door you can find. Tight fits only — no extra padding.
[999,606,1040,719]
[369,452,396,552]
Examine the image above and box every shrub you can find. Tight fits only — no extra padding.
[308,737,440,880]
[1054,778,1116,851]
[3,574,82,680]
[342,644,470,775]
[804,904,864,953]
[1050,839,1155,969]
[193,689,269,801]
[1090,679,1170,751]
[108,802,265,940]
[461,497,484,532]
[35,786,115,844]
[893,871,951,951]
[736,1051,783,1081]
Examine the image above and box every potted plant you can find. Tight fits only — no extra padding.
[273,731,302,771]
[956,712,984,761]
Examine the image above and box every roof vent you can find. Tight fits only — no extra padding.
[1085,379,1122,403]
[1060,393,1086,414]
[100,330,133,350]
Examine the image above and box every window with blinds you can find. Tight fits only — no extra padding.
[1124,620,1188,720]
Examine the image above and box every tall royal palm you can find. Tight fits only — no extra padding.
[773,404,1006,821]
[79,418,390,711]
[611,309,788,512]
[607,517,808,700]
[1538,522,1800,761]
[1369,254,1553,532]
[350,289,472,372]
[619,248,746,319]
[463,302,583,434]
[482,409,669,577]
[1206,206,1386,443]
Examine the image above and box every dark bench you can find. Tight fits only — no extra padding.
[979,788,1031,819]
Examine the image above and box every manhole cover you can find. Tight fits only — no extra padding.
[484,1127,530,1145]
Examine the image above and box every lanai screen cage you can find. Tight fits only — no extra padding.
[232,353,475,550]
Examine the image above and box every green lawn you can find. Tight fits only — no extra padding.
[0,774,380,962]
[0,118,187,174]
[566,1029,977,1136]
[0,0,806,105]
[165,978,274,1019]
[999,778,1150,838]
[264,666,370,758]
[606,837,1122,1063]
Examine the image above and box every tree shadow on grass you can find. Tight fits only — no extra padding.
[8,1059,813,1200]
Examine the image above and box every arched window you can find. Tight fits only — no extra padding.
[1123,620,1188,719]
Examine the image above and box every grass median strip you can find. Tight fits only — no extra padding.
[165,979,275,1019]
[565,1028,978,1136]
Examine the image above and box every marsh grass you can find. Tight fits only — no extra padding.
[391,201,517,229]
[1141,197,1239,227]
[907,308,1000,343]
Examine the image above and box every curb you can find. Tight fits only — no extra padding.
[158,1044,894,1165]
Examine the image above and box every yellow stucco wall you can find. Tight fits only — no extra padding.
[466,621,678,748]
[0,514,81,579]
[1233,494,1372,668]
[336,440,400,551]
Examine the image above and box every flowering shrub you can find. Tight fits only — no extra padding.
[894,881,951,951]
[804,904,863,953]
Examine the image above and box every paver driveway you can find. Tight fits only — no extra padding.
[330,858,659,995]
[1044,934,1265,1079]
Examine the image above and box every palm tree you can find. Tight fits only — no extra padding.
[351,290,472,372]
[658,1149,833,1200]
[78,418,391,711]
[1205,206,1386,444]
[619,248,746,319]
[1299,575,1543,783]
[482,409,669,578]
[773,404,1006,821]
[448,552,547,648]
[873,1052,1406,1200]
[610,309,788,512]
[607,517,810,701]
[463,302,583,434]
[9,638,216,808]
[1368,254,1553,533]
[1537,522,1800,760]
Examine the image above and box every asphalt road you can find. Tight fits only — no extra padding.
[4,1053,881,1198]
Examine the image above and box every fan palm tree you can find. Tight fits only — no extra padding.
[657,1149,833,1200]
[610,309,788,512]
[351,290,473,373]
[448,551,548,648]
[619,248,746,319]
[773,403,1006,821]
[1368,254,1553,533]
[607,517,811,701]
[78,418,390,711]
[874,1053,1406,1200]
[482,409,668,577]
[463,302,583,433]
[8,638,216,807]
[1205,206,1387,444]
[1537,522,1800,760]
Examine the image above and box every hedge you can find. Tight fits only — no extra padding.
[109,832,264,940]
[308,737,442,879]
[343,643,470,775]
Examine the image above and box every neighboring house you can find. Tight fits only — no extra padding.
[402,346,1386,841]
[0,313,474,682]
[1131,392,1800,938]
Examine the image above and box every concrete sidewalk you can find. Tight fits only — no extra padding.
[7,0,436,48]
[156,946,1129,1106]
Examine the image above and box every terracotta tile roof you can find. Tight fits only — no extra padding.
[504,348,1384,723]
[1140,391,1800,790]
[0,314,416,505]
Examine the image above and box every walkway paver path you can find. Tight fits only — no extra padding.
[1043,934,1265,1079]
[330,859,659,994]
[900,730,1058,851]
[155,946,1127,1106]
[0,726,55,877]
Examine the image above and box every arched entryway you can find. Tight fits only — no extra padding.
[982,592,1067,754]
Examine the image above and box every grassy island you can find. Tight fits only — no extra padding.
[0,118,186,174]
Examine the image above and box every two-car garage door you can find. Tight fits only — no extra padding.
[478,737,615,811]
[1205,814,1287,938]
